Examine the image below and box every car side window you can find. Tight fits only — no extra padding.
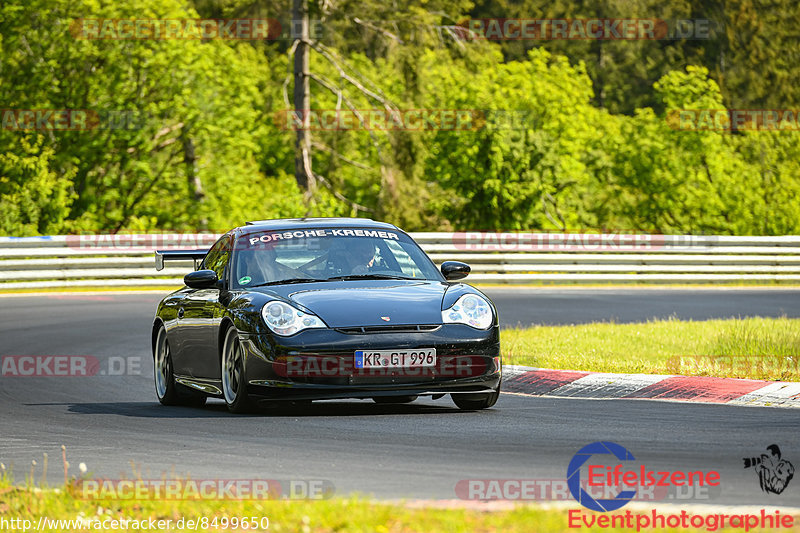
[202,234,232,281]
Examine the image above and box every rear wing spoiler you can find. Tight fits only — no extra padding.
[155,249,209,271]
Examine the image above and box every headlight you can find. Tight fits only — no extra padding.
[442,294,493,330]
[261,300,327,336]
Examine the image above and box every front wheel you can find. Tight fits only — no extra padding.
[154,325,206,407]
[451,388,500,411]
[222,327,252,413]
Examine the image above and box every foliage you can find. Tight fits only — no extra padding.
[0,0,798,235]
[0,134,74,234]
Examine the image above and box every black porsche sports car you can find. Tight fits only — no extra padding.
[152,218,501,413]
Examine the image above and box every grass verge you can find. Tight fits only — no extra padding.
[1,478,796,533]
[503,317,800,380]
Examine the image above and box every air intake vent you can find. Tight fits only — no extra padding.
[336,324,441,334]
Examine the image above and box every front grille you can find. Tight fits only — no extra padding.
[335,324,441,334]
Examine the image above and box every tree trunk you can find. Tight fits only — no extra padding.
[182,135,202,201]
[181,128,207,228]
[292,0,314,198]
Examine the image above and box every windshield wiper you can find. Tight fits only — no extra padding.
[324,274,416,281]
[250,274,417,287]
[249,278,322,287]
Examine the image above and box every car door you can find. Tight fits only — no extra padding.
[173,234,232,379]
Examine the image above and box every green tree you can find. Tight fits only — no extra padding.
[0,0,299,233]
[0,134,74,235]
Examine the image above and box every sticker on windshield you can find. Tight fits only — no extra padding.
[248,229,399,246]
[238,276,252,285]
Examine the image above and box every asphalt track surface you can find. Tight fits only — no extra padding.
[0,289,798,507]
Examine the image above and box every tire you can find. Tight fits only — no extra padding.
[154,325,206,407]
[221,326,252,413]
[372,395,417,404]
[451,388,500,411]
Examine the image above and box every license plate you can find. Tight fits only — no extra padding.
[354,348,436,368]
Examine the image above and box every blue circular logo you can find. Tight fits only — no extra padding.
[567,441,637,512]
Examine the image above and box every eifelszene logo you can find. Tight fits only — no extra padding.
[743,445,795,495]
[567,442,721,512]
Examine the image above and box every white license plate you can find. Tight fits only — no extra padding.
[354,348,436,368]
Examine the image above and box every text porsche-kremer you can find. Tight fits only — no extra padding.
[152,218,501,413]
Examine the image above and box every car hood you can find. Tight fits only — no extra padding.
[270,280,448,328]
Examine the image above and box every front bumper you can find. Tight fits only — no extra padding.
[239,324,501,400]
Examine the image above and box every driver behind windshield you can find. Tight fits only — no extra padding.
[343,239,376,275]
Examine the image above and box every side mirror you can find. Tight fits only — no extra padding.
[441,261,470,281]
[184,269,218,289]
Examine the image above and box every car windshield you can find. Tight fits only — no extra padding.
[231,227,443,288]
